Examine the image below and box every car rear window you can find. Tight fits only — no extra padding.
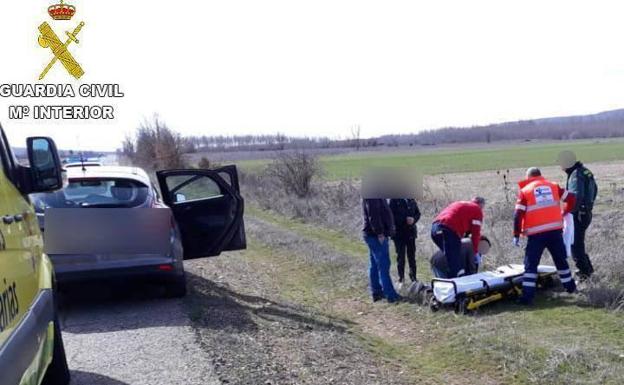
[31,178,150,209]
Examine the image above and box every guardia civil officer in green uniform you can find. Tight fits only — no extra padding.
[558,151,598,280]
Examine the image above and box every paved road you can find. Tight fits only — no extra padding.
[58,283,220,385]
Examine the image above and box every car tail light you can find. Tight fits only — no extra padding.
[158,264,174,271]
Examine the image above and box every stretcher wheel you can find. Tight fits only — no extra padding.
[455,298,470,315]
[429,296,441,312]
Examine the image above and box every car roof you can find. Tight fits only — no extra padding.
[65,166,152,186]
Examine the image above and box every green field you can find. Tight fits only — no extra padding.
[239,139,624,179]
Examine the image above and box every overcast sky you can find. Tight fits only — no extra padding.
[1,1,623,151]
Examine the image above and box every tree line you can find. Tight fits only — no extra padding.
[379,109,624,146]
[183,109,624,151]
[120,109,624,165]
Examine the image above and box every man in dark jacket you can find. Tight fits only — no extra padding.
[362,198,400,302]
[559,152,598,279]
[389,199,421,283]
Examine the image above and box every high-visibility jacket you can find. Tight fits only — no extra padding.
[514,176,575,236]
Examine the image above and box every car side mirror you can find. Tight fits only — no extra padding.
[27,137,63,193]
[175,193,187,203]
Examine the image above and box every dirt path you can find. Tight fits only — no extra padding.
[181,214,495,384]
[184,250,408,385]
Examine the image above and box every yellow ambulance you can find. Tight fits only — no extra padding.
[0,124,69,385]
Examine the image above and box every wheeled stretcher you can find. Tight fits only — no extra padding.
[429,264,558,313]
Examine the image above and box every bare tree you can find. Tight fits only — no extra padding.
[198,156,211,169]
[265,151,322,198]
[276,132,287,151]
[122,115,187,171]
[351,124,361,151]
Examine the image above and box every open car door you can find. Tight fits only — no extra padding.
[156,165,246,259]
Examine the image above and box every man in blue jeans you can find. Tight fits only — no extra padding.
[362,198,401,303]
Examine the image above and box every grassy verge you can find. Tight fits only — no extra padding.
[246,206,624,385]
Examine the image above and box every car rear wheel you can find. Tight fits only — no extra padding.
[42,317,70,385]
[164,274,187,298]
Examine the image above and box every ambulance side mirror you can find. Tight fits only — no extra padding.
[26,137,63,193]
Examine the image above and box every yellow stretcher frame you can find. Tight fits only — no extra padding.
[429,271,557,314]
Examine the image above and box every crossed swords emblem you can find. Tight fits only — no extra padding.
[38,21,85,80]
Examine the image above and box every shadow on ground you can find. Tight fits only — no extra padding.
[57,272,351,336]
[71,371,131,385]
[467,288,579,317]
[58,279,189,334]
[185,272,353,333]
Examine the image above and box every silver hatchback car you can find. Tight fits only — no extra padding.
[31,165,246,297]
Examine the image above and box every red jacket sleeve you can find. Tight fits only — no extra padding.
[470,209,483,254]
[559,185,576,215]
[513,191,527,237]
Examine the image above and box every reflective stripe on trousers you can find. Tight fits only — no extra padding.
[558,268,573,283]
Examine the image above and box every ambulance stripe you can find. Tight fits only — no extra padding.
[526,201,559,212]
[525,221,564,235]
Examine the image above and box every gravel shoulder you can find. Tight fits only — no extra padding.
[59,283,220,385]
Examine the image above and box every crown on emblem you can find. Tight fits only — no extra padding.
[48,0,76,21]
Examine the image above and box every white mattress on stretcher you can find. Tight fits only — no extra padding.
[433,264,557,304]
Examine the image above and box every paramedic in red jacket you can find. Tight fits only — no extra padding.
[513,167,577,304]
[430,197,485,278]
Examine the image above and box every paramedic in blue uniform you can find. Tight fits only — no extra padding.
[513,167,577,304]
[362,198,401,303]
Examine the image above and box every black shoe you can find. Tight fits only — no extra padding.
[409,275,417,283]
[515,298,533,306]
[387,295,404,304]
[372,294,383,302]
[574,271,590,282]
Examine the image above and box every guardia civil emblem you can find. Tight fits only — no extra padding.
[38,1,85,80]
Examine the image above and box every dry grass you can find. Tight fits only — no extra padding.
[242,199,624,385]
[242,161,624,310]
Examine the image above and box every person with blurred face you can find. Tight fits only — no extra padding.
[430,197,485,278]
[558,151,598,280]
[430,236,491,278]
[389,198,421,283]
[362,198,401,303]
[513,167,577,304]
